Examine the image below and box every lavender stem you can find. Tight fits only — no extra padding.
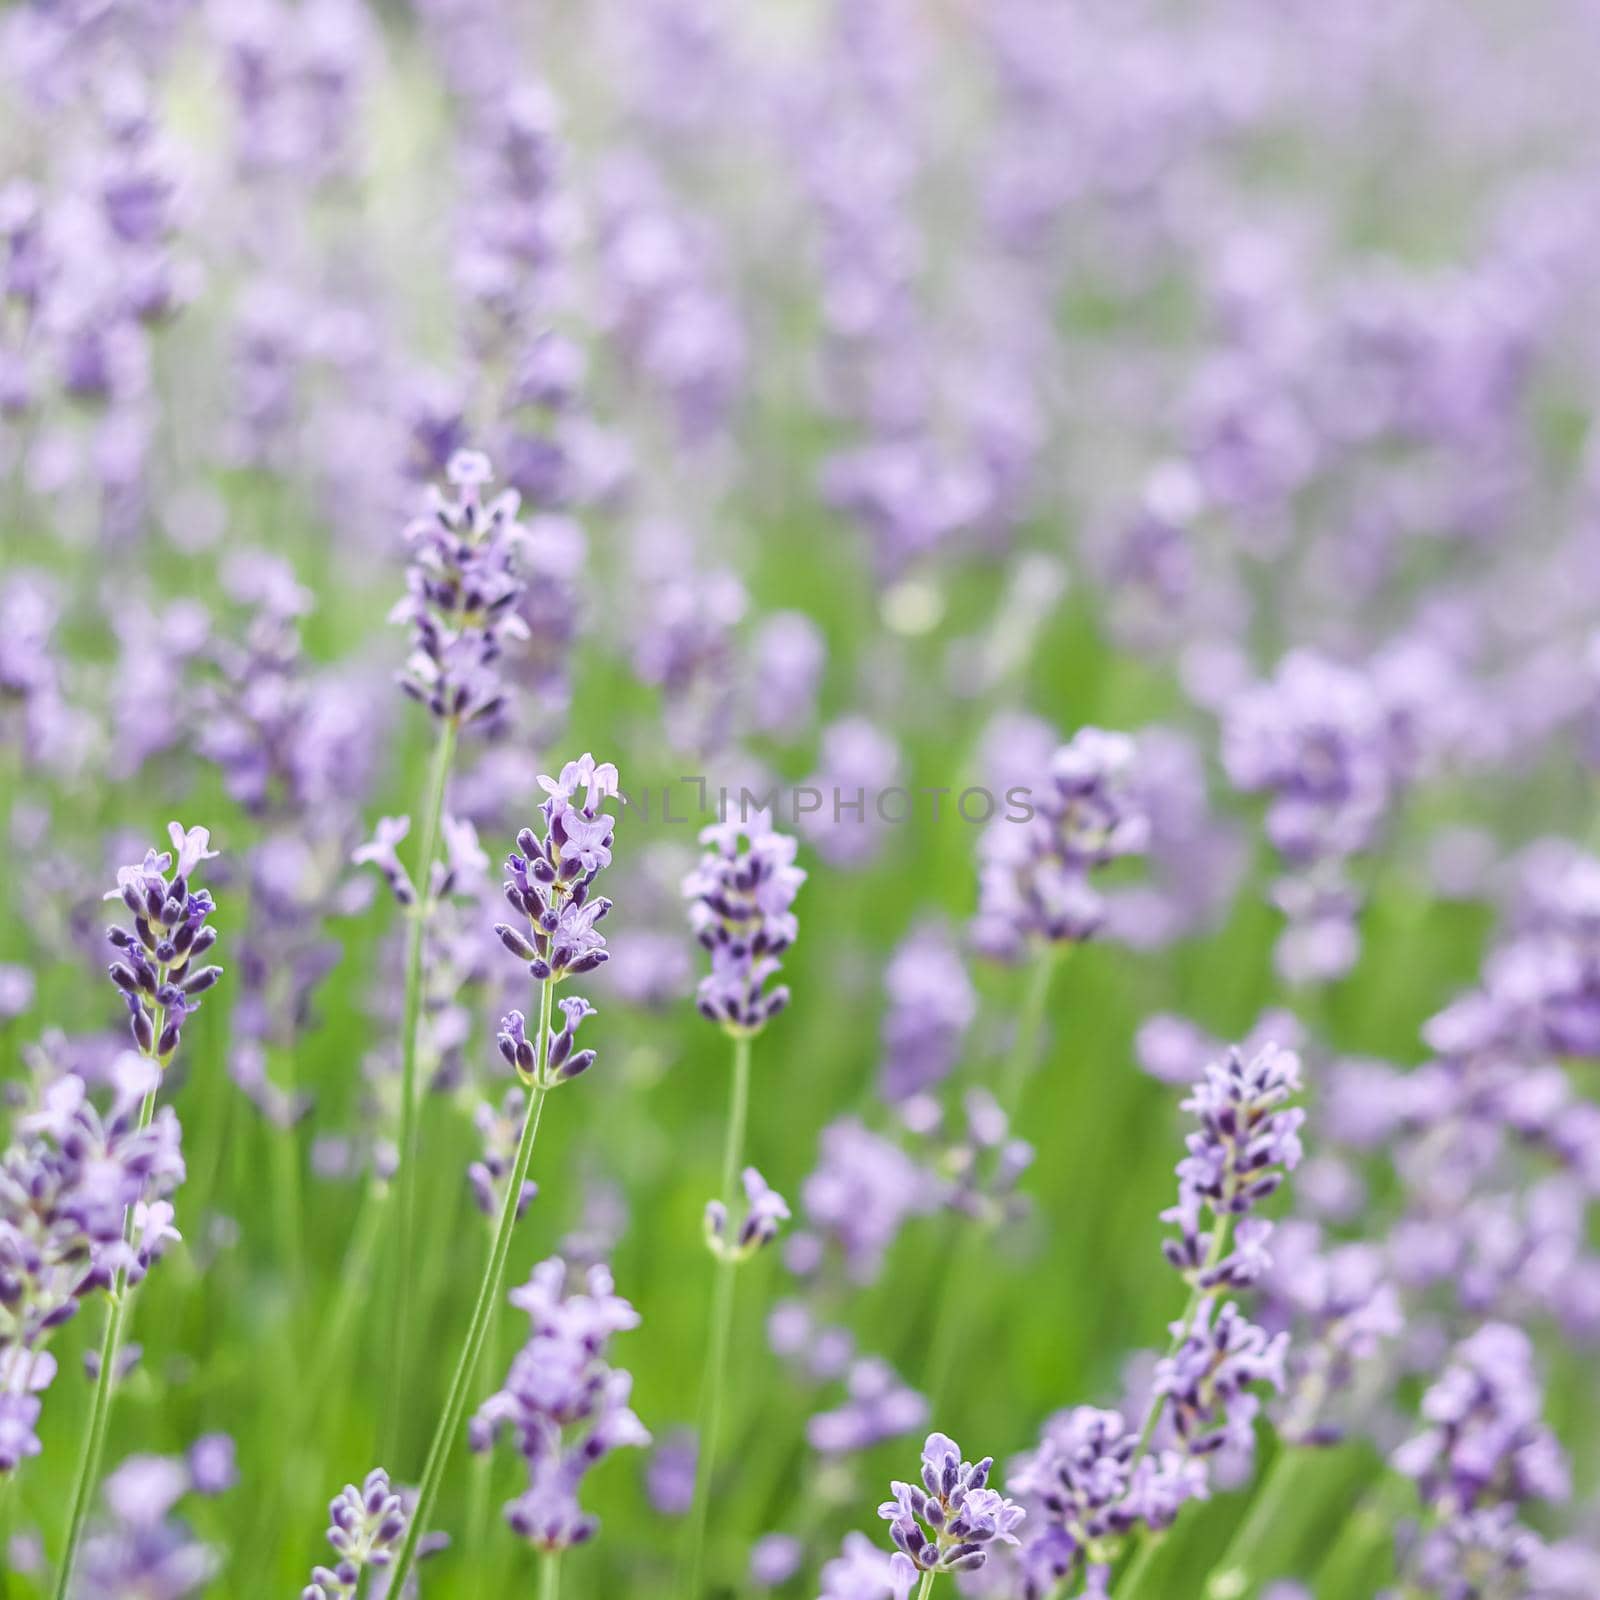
[681,1027,754,1600]
[390,712,461,1431]
[541,1551,562,1600]
[53,1081,159,1600]
[386,974,554,1596]
[916,1570,938,1600]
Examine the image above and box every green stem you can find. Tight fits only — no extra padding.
[390,714,460,1432]
[1198,1446,1317,1599]
[916,1570,938,1600]
[1116,1534,1160,1600]
[923,945,1062,1409]
[540,1552,562,1600]
[385,976,554,1597]
[54,1083,159,1600]
[680,1029,754,1600]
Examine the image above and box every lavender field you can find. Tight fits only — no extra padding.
[2,1,1599,1597]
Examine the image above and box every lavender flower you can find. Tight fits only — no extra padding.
[705,1166,790,1260]
[819,1531,917,1600]
[878,921,975,1103]
[470,1258,649,1551]
[972,728,1150,960]
[682,809,805,1034]
[74,1451,218,1600]
[808,1358,929,1456]
[468,1086,540,1221]
[878,1431,1025,1577]
[750,1532,803,1588]
[301,1469,409,1600]
[104,823,223,1062]
[391,449,530,726]
[0,1064,185,1469]
[1393,1323,1569,1515]
[645,1429,697,1517]
[1161,1043,1304,1291]
[1152,1300,1289,1459]
[495,754,620,990]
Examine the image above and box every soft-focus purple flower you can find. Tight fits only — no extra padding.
[749,612,826,740]
[808,1357,929,1456]
[749,1532,802,1588]
[472,1258,649,1552]
[818,1530,917,1600]
[706,1166,790,1260]
[972,727,1149,960]
[878,920,975,1103]
[683,809,805,1034]
[391,449,530,727]
[645,1429,697,1517]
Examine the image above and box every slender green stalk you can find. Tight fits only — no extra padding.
[916,1570,938,1600]
[386,977,554,1598]
[390,713,460,1429]
[53,1082,159,1600]
[1115,1532,1161,1600]
[680,1028,754,1600]
[1198,1446,1316,1599]
[540,1552,562,1600]
[923,945,1062,1409]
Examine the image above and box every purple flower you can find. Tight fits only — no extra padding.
[468,1086,540,1221]
[645,1429,697,1517]
[391,449,530,727]
[878,921,975,1103]
[808,1358,929,1456]
[1161,1043,1304,1291]
[104,822,223,1062]
[749,1532,802,1588]
[682,809,805,1034]
[1393,1323,1569,1514]
[797,1118,940,1284]
[818,1531,917,1600]
[1152,1301,1289,1459]
[496,754,620,992]
[878,1431,1025,1575]
[472,1258,649,1552]
[972,727,1150,960]
[705,1166,790,1260]
[301,1468,410,1600]
[748,611,826,740]
[76,1455,218,1600]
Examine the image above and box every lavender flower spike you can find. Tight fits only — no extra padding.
[879,1432,1025,1578]
[705,1166,790,1261]
[496,753,621,986]
[682,808,806,1034]
[972,727,1150,961]
[301,1469,411,1600]
[391,449,530,726]
[104,822,224,1063]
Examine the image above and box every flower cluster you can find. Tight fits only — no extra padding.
[301,1468,409,1600]
[495,754,619,987]
[1010,1407,1206,1598]
[877,920,976,1103]
[972,727,1150,961]
[878,1431,1025,1578]
[682,809,805,1033]
[1393,1324,1571,1596]
[1161,1043,1305,1292]
[495,997,600,1090]
[0,1066,185,1474]
[705,1166,790,1262]
[76,1447,224,1600]
[391,449,530,726]
[1153,1300,1289,1459]
[470,1257,650,1551]
[105,823,224,1063]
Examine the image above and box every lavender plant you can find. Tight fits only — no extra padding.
[383,754,619,1598]
[678,807,804,1600]
[53,824,222,1598]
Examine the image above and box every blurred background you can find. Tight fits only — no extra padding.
[4,0,1600,1596]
